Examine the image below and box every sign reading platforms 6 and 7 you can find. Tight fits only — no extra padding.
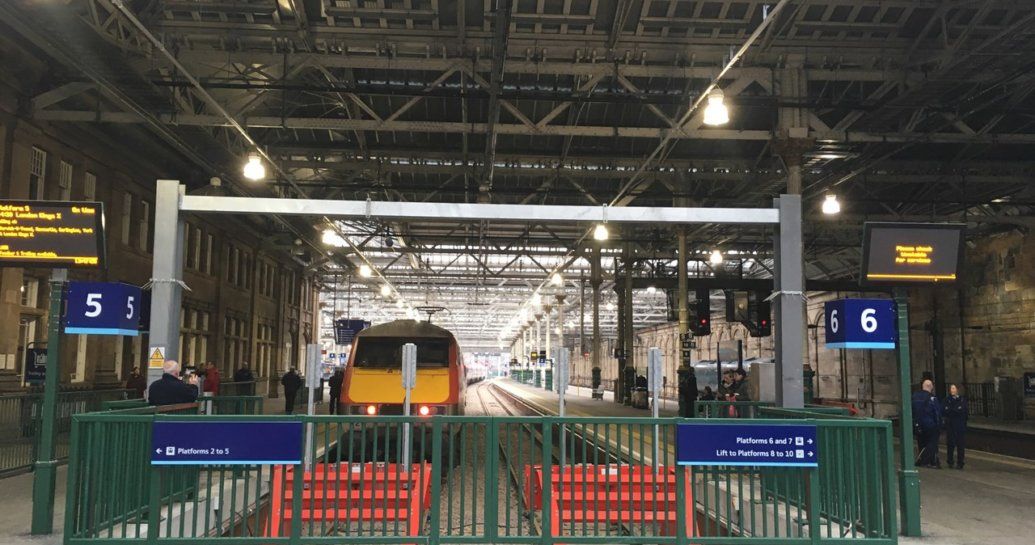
[151,422,304,465]
[824,298,897,350]
[65,281,143,336]
[676,422,818,467]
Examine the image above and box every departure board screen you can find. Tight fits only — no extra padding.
[0,200,106,268]
[861,222,964,285]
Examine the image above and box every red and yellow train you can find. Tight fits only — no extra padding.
[342,319,467,416]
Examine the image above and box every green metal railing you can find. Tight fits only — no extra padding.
[65,412,897,545]
[217,381,258,397]
[0,388,133,476]
[694,400,773,418]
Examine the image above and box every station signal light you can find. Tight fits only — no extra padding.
[418,405,431,417]
[750,291,772,337]
[691,288,711,336]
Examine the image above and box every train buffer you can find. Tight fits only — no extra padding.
[525,464,695,537]
[266,462,433,538]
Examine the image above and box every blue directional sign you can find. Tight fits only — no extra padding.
[824,298,897,350]
[676,422,818,467]
[334,319,370,345]
[24,346,46,385]
[65,281,142,336]
[151,421,304,465]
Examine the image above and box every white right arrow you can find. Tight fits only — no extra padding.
[808,451,814,457]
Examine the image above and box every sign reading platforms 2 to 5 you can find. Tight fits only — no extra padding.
[824,298,897,350]
[65,281,143,336]
[676,422,818,467]
[0,200,106,268]
[151,422,304,465]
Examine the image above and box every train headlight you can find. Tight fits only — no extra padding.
[365,405,377,415]
[418,405,431,417]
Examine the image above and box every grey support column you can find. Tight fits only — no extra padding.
[773,194,805,407]
[677,227,689,340]
[147,179,186,388]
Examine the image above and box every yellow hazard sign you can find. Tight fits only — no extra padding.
[148,346,165,369]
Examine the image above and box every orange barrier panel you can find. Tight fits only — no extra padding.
[527,463,695,539]
[266,462,433,539]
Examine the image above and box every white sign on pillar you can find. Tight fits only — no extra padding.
[304,343,320,471]
[401,343,417,472]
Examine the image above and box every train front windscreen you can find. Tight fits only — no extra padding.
[353,337,450,368]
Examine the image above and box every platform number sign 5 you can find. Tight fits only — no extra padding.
[824,299,897,350]
[65,282,143,336]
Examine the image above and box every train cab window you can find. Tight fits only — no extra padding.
[353,337,450,368]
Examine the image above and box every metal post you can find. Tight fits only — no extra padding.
[147,180,186,389]
[557,348,568,469]
[677,228,689,342]
[591,245,602,381]
[895,289,922,536]
[30,268,66,535]
[648,347,661,465]
[555,294,565,393]
[401,343,417,474]
[622,243,634,404]
[304,344,319,472]
[773,195,805,408]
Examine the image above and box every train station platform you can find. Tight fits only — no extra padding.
[493,378,1035,545]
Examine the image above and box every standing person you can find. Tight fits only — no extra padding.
[147,360,200,406]
[281,368,303,414]
[125,367,147,398]
[679,368,698,417]
[233,363,256,395]
[911,379,943,468]
[328,368,344,415]
[203,362,221,395]
[944,384,968,469]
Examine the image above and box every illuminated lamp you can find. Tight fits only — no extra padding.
[365,405,377,415]
[702,88,730,126]
[418,405,431,417]
[709,250,723,265]
[242,153,266,181]
[822,194,841,215]
[593,224,609,241]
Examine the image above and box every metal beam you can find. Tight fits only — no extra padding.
[37,109,1035,144]
[179,195,781,224]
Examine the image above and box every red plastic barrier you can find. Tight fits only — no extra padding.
[526,463,695,539]
[265,462,432,539]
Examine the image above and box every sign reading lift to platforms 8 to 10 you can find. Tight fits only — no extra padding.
[676,422,818,467]
[151,421,304,465]
[0,200,106,268]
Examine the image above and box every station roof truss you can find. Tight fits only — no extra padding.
[4,0,1033,349]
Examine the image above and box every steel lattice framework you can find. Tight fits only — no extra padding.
[3,0,1033,348]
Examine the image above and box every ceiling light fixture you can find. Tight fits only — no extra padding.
[550,273,563,286]
[242,153,266,181]
[593,223,609,241]
[380,284,391,297]
[702,88,730,126]
[822,194,841,215]
[709,250,724,265]
[359,264,373,278]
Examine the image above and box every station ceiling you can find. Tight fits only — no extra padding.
[2,1,1033,350]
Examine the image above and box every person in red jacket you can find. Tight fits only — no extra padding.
[203,362,221,395]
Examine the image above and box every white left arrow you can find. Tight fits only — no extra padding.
[155,448,162,454]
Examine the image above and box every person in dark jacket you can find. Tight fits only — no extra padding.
[233,363,256,395]
[147,360,200,406]
[700,386,716,401]
[281,368,303,414]
[944,383,968,469]
[679,368,698,417]
[126,367,147,398]
[328,369,345,415]
[911,379,943,468]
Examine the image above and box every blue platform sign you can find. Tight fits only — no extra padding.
[65,281,142,336]
[824,298,897,350]
[151,421,304,465]
[676,422,818,467]
[334,319,370,345]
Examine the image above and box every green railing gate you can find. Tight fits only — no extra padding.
[65,414,897,545]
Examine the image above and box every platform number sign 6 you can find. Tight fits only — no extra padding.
[861,308,878,333]
[65,282,143,336]
[824,299,897,350]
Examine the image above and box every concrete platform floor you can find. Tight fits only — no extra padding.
[1,379,1030,545]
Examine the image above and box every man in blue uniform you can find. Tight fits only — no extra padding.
[911,379,943,468]
[147,360,200,406]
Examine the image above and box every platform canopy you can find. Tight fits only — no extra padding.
[4,0,1033,348]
